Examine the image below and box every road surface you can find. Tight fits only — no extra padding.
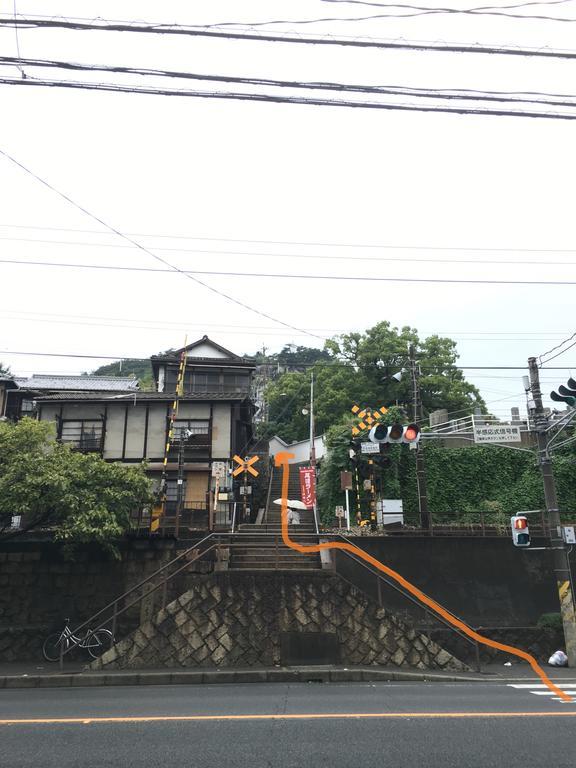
[1,680,575,767]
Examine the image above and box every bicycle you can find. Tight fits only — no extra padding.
[42,618,114,662]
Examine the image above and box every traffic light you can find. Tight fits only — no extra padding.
[369,422,421,446]
[511,515,530,547]
[551,377,576,407]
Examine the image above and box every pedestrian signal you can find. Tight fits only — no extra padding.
[511,515,530,547]
[551,377,576,408]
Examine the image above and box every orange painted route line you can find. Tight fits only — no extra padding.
[3,712,576,726]
[275,452,573,704]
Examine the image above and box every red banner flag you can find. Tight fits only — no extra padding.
[299,467,316,509]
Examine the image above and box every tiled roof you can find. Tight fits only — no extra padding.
[15,374,140,392]
[35,391,250,402]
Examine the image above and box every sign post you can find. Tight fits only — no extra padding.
[232,455,259,525]
[340,471,353,530]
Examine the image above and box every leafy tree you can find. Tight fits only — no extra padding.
[263,322,485,442]
[0,419,153,555]
[0,361,11,376]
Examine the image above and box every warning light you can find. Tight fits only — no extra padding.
[511,515,530,547]
[368,423,421,446]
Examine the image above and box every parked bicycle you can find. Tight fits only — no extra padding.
[42,618,114,662]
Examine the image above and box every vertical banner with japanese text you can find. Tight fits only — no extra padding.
[299,467,316,509]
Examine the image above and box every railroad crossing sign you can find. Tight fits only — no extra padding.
[232,455,260,477]
[351,404,388,436]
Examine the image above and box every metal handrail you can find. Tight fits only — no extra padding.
[64,532,218,656]
[264,462,274,524]
[327,533,481,670]
[64,529,316,664]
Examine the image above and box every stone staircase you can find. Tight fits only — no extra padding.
[229,462,322,571]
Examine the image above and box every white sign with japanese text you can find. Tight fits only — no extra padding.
[473,425,522,444]
[360,441,380,454]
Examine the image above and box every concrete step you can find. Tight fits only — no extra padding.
[229,560,321,569]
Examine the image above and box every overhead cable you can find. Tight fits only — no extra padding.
[2,17,576,60]
[1,223,576,255]
[5,234,576,266]
[2,77,576,120]
[2,56,576,111]
[3,257,576,285]
[0,147,324,341]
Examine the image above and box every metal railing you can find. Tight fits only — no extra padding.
[60,530,321,667]
[60,530,482,671]
[328,533,482,671]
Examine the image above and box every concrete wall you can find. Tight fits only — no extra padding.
[269,435,326,464]
[0,539,191,662]
[339,536,568,628]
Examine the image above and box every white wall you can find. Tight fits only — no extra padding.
[268,435,325,464]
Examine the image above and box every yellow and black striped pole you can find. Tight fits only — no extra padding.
[150,339,187,534]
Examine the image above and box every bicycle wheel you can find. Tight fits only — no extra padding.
[86,629,114,659]
[42,632,66,662]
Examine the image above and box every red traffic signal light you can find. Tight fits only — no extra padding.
[369,423,421,445]
[511,515,530,547]
[404,424,421,444]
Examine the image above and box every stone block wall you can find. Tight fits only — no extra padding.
[0,540,180,661]
[92,572,468,671]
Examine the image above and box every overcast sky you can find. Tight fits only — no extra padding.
[1,0,575,417]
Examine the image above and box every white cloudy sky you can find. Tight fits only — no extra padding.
[0,0,575,417]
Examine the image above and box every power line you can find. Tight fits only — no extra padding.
[3,257,576,285]
[0,310,567,341]
[2,76,576,120]
[0,308,569,338]
[0,147,324,341]
[2,222,576,256]
[205,0,576,25]
[5,234,576,267]
[539,331,576,365]
[1,348,574,370]
[2,17,576,60]
[5,55,576,110]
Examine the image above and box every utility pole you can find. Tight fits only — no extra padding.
[528,356,576,667]
[409,345,431,531]
[309,371,319,534]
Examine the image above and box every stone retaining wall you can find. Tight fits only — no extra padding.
[92,572,468,671]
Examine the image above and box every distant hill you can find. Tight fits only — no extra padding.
[89,359,155,390]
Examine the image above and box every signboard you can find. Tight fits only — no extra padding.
[335,505,345,518]
[563,526,576,544]
[211,461,228,478]
[360,441,380,454]
[299,467,316,509]
[340,471,353,491]
[377,499,404,526]
[473,425,522,444]
[239,486,252,496]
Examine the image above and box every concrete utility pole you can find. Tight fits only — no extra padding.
[528,356,576,667]
[409,345,431,531]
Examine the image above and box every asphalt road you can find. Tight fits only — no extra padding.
[1,681,575,768]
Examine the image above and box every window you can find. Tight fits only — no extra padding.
[173,420,210,443]
[223,374,250,392]
[60,420,104,452]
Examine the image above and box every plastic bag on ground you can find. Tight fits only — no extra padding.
[548,650,568,667]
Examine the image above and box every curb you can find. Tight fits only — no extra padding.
[0,667,501,689]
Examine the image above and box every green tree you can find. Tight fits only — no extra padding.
[0,419,153,555]
[0,361,11,376]
[263,322,485,442]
